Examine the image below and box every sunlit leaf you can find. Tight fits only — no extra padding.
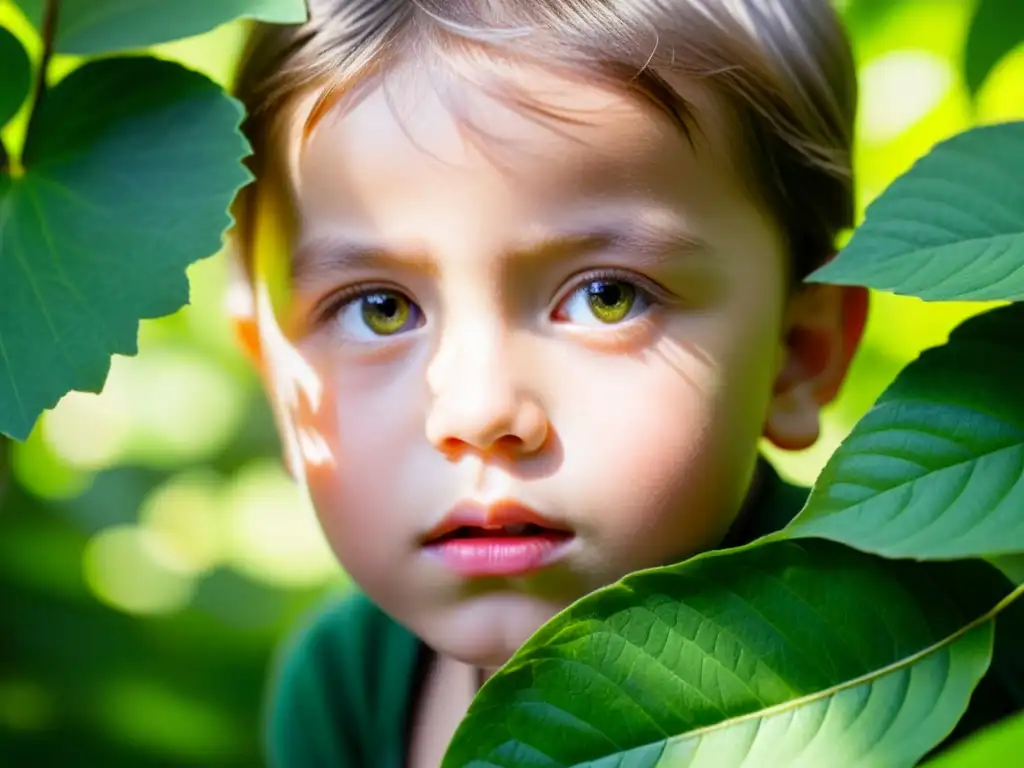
[572,626,991,768]
[12,0,307,55]
[809,122,1024,301]
[964,0,1024,97]
[0,57,249,440]
[922,710,1024,767]
[0,25,31,130]
[443,540,1013,768]
[784,305,1024,561]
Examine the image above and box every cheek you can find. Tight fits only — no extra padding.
[551,313,781,567]
[290,353,430,588]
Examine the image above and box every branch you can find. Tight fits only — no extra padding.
[23,0,60,168]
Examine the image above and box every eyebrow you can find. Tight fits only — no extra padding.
[292,213,713,288]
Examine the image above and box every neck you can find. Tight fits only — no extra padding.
[474,665,498,692]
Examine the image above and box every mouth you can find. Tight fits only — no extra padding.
[422,502,575,578]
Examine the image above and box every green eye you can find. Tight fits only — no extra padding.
[361,291,413,335]
[586,280,636,324]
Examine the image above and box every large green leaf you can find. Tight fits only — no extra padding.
[964,0,1024,97]
[12,0,307,54]
[922,711,1024,767]
[808,122,1024,301]
[0,25,32,131]
[784,304,1024,561]
[0,56,250,440]
[443,540,1013,768]
[572,625,991,768]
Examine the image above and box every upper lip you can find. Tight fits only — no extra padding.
[421,500,573,545]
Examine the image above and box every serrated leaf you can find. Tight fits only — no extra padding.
[784,304,1024,561]
[922,710,1024,767]
[0,56,250,440]
[443,540,1013,768]
[0,25,32,129]
[808,122,1024,301]
[964,0,1024,97]
[12,0,308,55]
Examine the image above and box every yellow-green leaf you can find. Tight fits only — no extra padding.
[922,710,1024,767]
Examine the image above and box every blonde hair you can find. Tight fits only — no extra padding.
[232,0,857,282]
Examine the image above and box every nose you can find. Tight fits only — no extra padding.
[425,325,549,459]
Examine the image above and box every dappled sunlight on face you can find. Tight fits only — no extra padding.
[253,277,336,475]
[255,62,790,667]
[645,335,720,392]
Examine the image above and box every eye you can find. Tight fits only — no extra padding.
[334,289,423,340]
[553,277,652,327]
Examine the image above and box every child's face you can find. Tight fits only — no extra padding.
[249,64,853,667]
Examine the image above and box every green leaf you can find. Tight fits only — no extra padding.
[784,304,1024,561]
[0,25,32,130]
[0,56,250,440]
[12,0,308,55]
[575,625,992,768]
[922,711,1024,767]
[808,122,1024,301]
[443,540,1013,768]
[964,0,1024,97]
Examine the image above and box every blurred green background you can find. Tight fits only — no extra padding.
[1,0,1023,765]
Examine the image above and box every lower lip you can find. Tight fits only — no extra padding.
[424,533,573,577]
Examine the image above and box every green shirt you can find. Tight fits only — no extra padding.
[263,461,1024,767]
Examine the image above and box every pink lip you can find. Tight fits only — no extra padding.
[421,501,574,578]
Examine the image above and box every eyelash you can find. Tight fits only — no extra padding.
[550,267,672,319]
[314,268,672,337]
[314,282,406,323]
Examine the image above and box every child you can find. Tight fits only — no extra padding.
[228,0,872,764]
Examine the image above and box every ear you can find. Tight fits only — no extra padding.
[764,282,868,451]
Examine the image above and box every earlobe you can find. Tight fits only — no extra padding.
[764,382,821,451]
[764,284,868,451]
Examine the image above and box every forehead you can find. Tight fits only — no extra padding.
[280,60,754,248]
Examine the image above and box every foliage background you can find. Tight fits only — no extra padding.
[0,0,1022,765]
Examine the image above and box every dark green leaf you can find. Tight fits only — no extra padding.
[784,304,1024,560]
[922,711,1024,767]
[0,26,32,129]
[12,0,308,55]
[443,540,1012,768]
[0,56,249,440]
[808,122,1024,301]
[964,0,1024,97]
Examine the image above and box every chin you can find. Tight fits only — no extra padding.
[419,591,568,669]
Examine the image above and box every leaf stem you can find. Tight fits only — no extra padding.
[22,0,60,170]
